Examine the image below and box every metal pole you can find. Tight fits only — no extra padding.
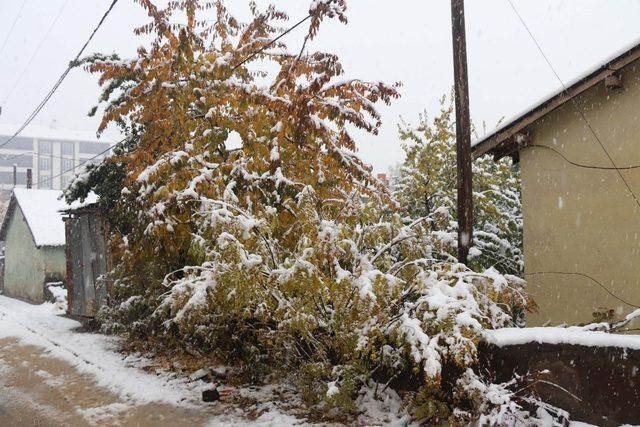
[26,168,32,189]
[450,0,473,264]
[12,164,16,188]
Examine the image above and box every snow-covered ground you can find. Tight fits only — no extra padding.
[0,295,204,405]
[0,295,308,426]
[3,294,634,426]
[0,294,415,426]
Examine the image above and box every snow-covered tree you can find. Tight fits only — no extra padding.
[394,96,524,276]
[66,0,538,422]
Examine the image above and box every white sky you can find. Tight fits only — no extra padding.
[0,0,639,173]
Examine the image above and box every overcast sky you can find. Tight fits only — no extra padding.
[0,0,639,172]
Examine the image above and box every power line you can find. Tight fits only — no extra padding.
[37,141,117,187]
[0,0,119,151]
[526,271,640,309]
[0,150,97,162]
[230,14,311,72]
[505,0,640,211]
[0,0,28,58]
[1,0,71,105]
[523,144,640,171]
[35,11,310,187]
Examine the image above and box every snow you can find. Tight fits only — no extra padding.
[34,369,66,388]
[45,282,68,314]
[0,295,200,406]
[208,404,307,427]
[355,381,411,426]
[484,326,640,350]
[0,295,313,425]
[325,381,339,398]
[9,188,97,247]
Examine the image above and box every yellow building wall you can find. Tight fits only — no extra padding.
[520,63,640,326]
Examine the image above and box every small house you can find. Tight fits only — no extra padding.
[0,189,70,302]
[473,40,640,326]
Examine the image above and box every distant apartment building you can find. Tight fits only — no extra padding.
[0,123,112,190]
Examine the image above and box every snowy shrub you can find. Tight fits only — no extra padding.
[104,181,534,421]
[454,370,571,426]
[394,96,524,276]
[65,0,537,422]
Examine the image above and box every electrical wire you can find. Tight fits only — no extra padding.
[0,0,119,150]
[230,14,311,72]
[505,0,640,211]
[36,140,118,187]
[525,271,640,309]
[0,150,92,162]
[1,0,71,105]
[0,0,28,58]
[522,144,640,170]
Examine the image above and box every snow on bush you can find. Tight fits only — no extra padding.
[105,182,534,421]
[45,282,68,315]
[68,0,541,422]
[394,96,524,277]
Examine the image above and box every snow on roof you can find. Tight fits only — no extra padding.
[0,123,113,143]
[472,36,640,150]
[9,189,98,247]
[484,327,640,350]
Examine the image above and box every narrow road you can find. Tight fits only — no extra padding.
[0,337,212,426]
[0,295,304,426]
[0,394,57,427]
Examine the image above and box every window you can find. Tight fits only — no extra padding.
[39,140,52,155]
[39,157,51,171]
[61,141,74,156]
[40,176,52,189]
[62,158,75,171]
[80,141,109,154]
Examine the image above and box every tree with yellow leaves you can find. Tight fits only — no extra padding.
[394,96,524,277]
[66,1,543,423]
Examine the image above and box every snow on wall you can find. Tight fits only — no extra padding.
[484,327,640,350]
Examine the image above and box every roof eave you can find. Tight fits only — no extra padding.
[472,42,640,160]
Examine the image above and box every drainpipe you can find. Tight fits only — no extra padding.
[12,164,17,188]
[26,169,32,189]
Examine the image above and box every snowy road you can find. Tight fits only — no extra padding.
[0,295,304,426]
[0,336,214,426]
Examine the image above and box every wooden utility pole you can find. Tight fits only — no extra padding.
[450,0,473,264]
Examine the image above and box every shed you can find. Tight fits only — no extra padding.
[0,189,70,302]
[63,204,109,317]
[473,39,640,326]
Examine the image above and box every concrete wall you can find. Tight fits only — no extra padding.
[3,205,66,303]
[520,63,640,326]
[479,341,640,426]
